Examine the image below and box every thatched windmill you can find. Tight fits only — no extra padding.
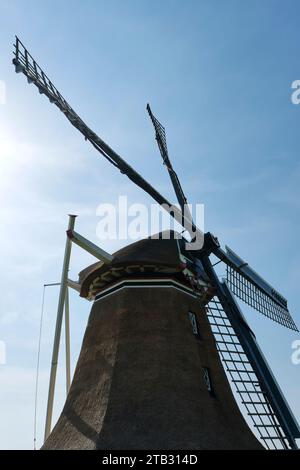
[13,37,299,450]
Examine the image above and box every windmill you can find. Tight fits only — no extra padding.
[12,37,299,450]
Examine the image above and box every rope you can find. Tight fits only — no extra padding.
[33,284,46,450]
[33,282,60,450]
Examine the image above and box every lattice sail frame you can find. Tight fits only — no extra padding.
[146,104,169,163]
[213,245,299,332]
[207,297,290,449]
[226,265,297,331]
[147,103,192,224]
[13,37,203,242]
[13,38,82,128]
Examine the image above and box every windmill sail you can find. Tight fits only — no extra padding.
[12,37,199,242]
[202,255,300,449]
[202,258,300,449]
[207,296,292,449]
[146,104,191,220]
[211,244,298,331]
[146,100,297,333]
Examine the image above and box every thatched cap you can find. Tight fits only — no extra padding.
[79,231,187,299]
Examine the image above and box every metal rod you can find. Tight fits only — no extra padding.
[64,287,71,395]
[44,214,76,442]
[67,229,113,264]
[67,278,81,293]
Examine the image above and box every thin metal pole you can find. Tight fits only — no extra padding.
[34,285,46,450]
[44,215,77,442]
[65,286,71,395]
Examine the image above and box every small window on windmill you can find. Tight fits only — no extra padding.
[203,367,214,396]
[189,312,200,337]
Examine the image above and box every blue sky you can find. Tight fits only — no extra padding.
[0,0,299,449]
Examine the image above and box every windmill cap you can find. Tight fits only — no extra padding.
[79,231,188,299]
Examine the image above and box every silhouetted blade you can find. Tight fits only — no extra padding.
[147,103,192,223]
[12,37,197,238]
[212,244,298,332]
[147,103,169,162]
[207,295,297,449]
